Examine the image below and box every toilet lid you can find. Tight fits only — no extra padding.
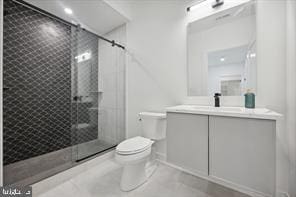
[116,136,153,155]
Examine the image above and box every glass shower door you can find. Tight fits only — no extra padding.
[72,27,99,161]
[72,28,125,161]
[97,34,126,151]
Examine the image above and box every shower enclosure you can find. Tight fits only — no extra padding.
[2,0,126,186]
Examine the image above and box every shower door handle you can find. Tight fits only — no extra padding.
[3,87,11,91]
[73,96,83,102]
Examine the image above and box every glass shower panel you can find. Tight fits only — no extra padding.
[97,34,126,149]
[74,28,126,161]
[72,28,102,161]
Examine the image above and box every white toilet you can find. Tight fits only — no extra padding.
[115,112,166,191]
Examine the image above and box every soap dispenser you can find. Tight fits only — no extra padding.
[244,89,255,108]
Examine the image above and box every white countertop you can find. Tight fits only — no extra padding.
[166,105,283,120]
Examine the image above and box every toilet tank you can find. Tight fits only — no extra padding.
[139,112,166,140]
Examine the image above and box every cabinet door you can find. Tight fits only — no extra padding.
[209,116,276,196]
[167,112,208,176]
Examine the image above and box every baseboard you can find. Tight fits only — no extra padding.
[157,159,271,197]
[32,150,114,196]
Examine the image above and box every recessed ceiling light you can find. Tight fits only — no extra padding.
[220,57,225,62]
[64,8,73,15]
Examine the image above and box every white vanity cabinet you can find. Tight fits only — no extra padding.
[166,112,209,176]
[166,106,281,197]
[209,116,276,196]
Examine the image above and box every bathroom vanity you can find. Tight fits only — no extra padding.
[166,105,282,197]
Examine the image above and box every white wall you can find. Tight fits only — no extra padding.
[103,0,132,21]
[123,0,188,156]
[0,0,3,187]
[286,1,296,196]
[256,1,288,196]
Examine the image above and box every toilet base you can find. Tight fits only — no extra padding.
[120,161,158,192]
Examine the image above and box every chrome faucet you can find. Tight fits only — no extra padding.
[214,93,221,107]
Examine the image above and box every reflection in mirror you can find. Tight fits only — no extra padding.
[187,2,256,96]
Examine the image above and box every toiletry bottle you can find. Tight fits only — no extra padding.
[244,89,255,108]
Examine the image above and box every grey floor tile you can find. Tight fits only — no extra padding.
[128,180,176,197]
[178,172,209,192]
[70,160,123,197]
[35,160,251,197]
[37,181,90,197]
[4,147,72,186]
[174,183,210,197]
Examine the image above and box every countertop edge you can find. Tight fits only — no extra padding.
[166,107,283,121]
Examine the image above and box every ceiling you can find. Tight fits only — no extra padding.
[24,0,129,35]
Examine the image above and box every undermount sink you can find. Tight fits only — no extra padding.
[166,105,282,120]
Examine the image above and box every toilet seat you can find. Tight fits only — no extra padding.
[116,136,153,155]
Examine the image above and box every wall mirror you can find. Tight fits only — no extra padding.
[187,1,257,96]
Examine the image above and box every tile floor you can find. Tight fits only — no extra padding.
[35,158,250,197]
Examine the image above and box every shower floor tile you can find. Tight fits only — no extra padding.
[35,159,250,197]
[4,139,115,186]
[4,147,73,186]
